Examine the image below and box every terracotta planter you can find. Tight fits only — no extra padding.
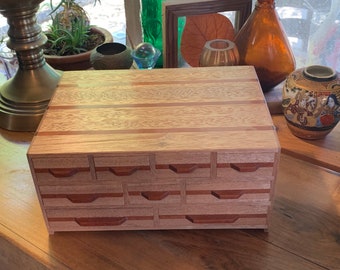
[44,27,113,71]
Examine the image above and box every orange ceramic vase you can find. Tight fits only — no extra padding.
[234,0,295,91]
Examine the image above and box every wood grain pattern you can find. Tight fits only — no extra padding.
[29,67,279,155]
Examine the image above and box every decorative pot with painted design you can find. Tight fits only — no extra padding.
[282,65,340,139]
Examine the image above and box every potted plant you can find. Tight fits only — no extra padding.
[43,0,113,70]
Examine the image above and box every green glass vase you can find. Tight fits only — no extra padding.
[141,0,185,68]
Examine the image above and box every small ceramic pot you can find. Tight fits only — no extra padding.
[282,65,340,139]
[199,39,239,67]
[90,42,133,70]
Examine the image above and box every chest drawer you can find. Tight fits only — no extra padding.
[46,207,155,232]
[94,155,152,180]
[31,157,93,183]
[39,183,124,207]
[185,179,271,204]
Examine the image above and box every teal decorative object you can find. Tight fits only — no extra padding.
[131,42,161,69]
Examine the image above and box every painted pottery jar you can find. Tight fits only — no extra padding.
[282,65,340,139]
[90,42,133,70]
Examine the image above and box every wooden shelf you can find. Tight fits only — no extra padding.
[273,115,340,173]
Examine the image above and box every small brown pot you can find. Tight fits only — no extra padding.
[90,42,133,70]
[44,27,113,71]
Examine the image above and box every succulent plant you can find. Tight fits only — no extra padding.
[44,0,103,56]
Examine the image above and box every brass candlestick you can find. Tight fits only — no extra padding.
[0,0,61,131]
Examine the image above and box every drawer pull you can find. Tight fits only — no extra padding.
[66,194,99,203]
[211,189,270,200]
[48,168,79,178]
[230,163,259,172]
[141,191,169,201]
[211,190,243,199]
[109,166,138,176]
[75,217,127,226]
[169,164,198,173]
[186,214,239,224]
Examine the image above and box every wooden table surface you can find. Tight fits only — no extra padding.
[1,114,339,269]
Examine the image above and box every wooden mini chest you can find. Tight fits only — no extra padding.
[27,66,280,234]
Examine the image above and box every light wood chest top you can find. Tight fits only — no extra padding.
[28,66,279,156]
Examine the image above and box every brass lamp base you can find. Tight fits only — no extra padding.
[0,65,61,131]
[0,0,61,131]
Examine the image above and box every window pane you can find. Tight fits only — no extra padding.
[276,0,339,71]
[0,0,338,72]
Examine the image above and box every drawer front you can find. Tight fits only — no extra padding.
[154,152,211,178]
[32,157,92,183]
[126,182,182,205]
[39,183,124,207]
[158,203,269,229]
[185,179,271,204]
[94,155,152,181]
[46,207,155,231]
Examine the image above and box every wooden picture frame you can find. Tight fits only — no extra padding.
[162,0,252,68]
